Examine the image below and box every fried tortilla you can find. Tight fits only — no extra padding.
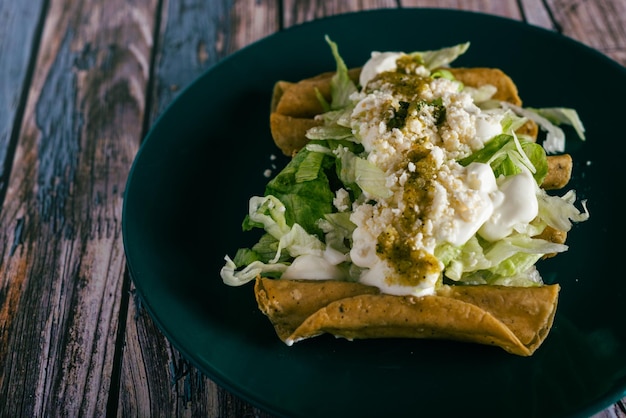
[269,68,360,156]
[271,68,361,117]
[254,277,380,341]
[257,65,568,357]
[447,67,538,138]
[542,154,573,190]
[269,113,321,157]
[446,67,522,105]
[255,277,559,356]
[270,66,538,156]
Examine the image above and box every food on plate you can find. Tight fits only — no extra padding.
[270,66,539,157]
[221,37,589,356]
[254,277,559,356]
[270,68,361,156]
[542,153,573,190]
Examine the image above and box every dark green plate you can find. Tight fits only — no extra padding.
[122,9,626,418]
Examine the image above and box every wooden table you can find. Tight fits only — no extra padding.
[1,1,625,416]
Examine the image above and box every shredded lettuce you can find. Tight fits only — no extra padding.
[437,233,567,286]
[336,147,392,200]
[537,189,589,232]
[501,102,585,154]
[263,148,335,237]
[464,84,498,103]
[528,107,586,141]
[459,134,548,185]
[324,35,358,109]
[221,256,288,286]
[408,42,470,70]
[221,38,589,291]
[318,212,356,254]
[305,123,354,141]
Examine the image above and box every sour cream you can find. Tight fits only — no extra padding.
[359,51,404,88]
[438,162,500,246]
[282,253,345,280]
[359,259,440,297]
[479,170,539,241]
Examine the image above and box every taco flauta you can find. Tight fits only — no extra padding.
[255,277,559,356]
[221,38,588,356]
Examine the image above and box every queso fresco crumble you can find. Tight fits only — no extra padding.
[221,39,588,299]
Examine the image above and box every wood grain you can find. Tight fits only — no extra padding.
[282,0,397,27]
[0,0,156,415]
[117,0,626,417]
[116,1,279,417]
[0,0,624,417]
[0,1,47,208]
[400,0,524,19]
[547,0,626,65]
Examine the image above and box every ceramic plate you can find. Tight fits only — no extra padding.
[123,9,626,418]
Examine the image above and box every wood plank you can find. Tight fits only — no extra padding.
[393,0,560,31]
[593,402,626,418]
[399,0,524,20]
[0,1,47,203]
[282,0,397,27]
[148,0,281,120]
[118,0,625,417]
[546,0,626,66]
[0,0,158,416]
[519,0,556,29]
[117,1,280,417]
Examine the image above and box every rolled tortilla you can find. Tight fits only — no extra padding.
[270,66,538,155]
[269,68,359,156]
[269,113,321,157]
[447,67,538,138]
[446,67,522,105]
[271,68,361,117]
[258,65,563,356]
[255,277,560,356]
[254,277,380,341]
[542,154,573,190]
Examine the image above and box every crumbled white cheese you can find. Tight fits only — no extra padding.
[333,188,351,212]
[345,54,523,296]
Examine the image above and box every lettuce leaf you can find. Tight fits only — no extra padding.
[324,35,358,109]
[459,134,548,185]
[408,42,470,70]
[264,147,335,238]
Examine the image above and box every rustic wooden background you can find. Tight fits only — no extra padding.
[0,1,624,417]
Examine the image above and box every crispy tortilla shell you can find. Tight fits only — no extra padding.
[254,277,380,341]
[259,65,562,356]
[255,277,559,356]
[270,66,538,155]
[271,68,361,117]
[269,113,321,157]
[447,67,538,138]
[447,67,522,105]
[542,154,573,190]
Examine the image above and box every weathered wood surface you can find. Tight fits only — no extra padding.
[0,0,157,416]
[0,0,624,417]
